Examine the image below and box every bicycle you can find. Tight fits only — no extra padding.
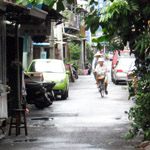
[97,76,105,98]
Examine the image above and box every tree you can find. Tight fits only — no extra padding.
[16,0,74,12]
[85,0,150,140]
[86,43,94,63]
[69,42,81,60]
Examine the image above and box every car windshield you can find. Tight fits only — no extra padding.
[29,61,65,73]
[118,52,135,58]
[118,59,135,67]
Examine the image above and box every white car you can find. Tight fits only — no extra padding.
[113,58,135,85]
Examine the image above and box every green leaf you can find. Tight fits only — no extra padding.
[29,0,35,3]
[66,0,74,4]
[22,0,29,5]
[43,0,50,5]
[37,0,44,4]
[97,36,106,42]
[47,0,57,9]
[56,0,65,12]
[92,39,98,43]
[15,0,24,5]
[97,43,102,49]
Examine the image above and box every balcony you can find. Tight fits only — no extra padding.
[63,10,80,34]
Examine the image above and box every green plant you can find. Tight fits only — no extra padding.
[86,43,94,63]
[126,74,150,140]
[85,0,150,141]
[67,60,79,69]
[69,42,81,61]
[16,0,74,12]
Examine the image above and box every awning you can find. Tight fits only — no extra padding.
[4,1,47,24]
[33,42,50,46]
[42,5,66,21]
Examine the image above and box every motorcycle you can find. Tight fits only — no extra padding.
[71,63,78,79]
[65,64,75,82]
[84,63,92,75]
[24,74,56,109]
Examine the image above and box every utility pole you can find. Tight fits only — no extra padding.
[49,22,55,59]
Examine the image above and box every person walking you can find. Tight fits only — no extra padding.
[92,51,103,81]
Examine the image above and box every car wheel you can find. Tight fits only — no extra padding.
[61,90,68,100]
[115,80,119,85]
[66,90,69,98]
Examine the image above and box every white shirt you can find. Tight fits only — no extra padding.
[95,63,108,76]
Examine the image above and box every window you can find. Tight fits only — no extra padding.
[29,61,65,73]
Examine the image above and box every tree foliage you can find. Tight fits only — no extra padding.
[69,42,81,60]
[86,43,94,62]
[16,0,74,12]
[86,0,150,140]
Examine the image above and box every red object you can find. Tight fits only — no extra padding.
[25,108,29,114]
[117,69,123,72]
[66,64,70,70]
[127,74,131,78]
[112,50,130,69]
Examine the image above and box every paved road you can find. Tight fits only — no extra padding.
[0,63,142,150]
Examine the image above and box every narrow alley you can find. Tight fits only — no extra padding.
[0,67,142,150]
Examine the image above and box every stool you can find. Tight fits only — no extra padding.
[9,109,28,136]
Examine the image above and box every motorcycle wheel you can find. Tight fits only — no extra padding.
[75,74,78,79]
[34,93,53,109]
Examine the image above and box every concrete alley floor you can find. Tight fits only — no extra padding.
[0,68,143,150]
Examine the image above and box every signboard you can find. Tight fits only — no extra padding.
[0,84,8,119]
[20,21,51,36]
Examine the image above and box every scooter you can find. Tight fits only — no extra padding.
[24,74,56,109]
[71,63,78,79]
[85,63,92,75]
[65,64,75,82]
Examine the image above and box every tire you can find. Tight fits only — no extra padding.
[99,80,105,98]
[115,80,119,85]
[100,89,105,98]
[34,93,53,109]
[61,90,68,100]
[75,74,78,79]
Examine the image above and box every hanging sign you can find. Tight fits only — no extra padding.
[20,21,51,36]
